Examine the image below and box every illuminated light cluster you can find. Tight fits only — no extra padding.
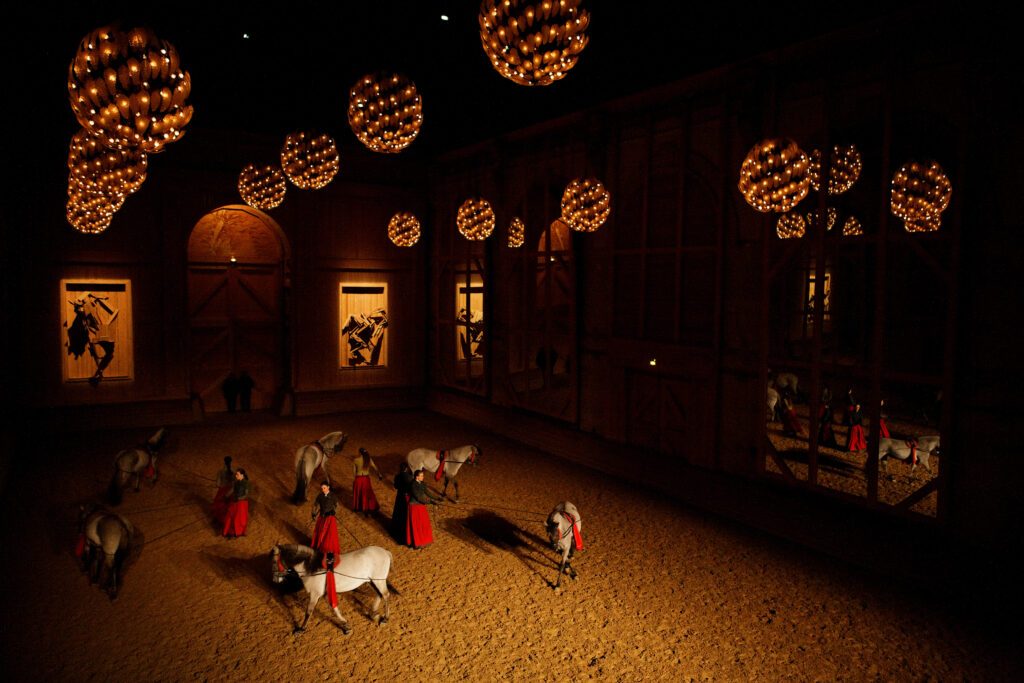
[479,0,590,86]
[508,216,525,247]
[388,212,422,247]
[561,177,610,232]
[348,72,423,153]
[842,216,863,236]
[280,131,339,189]
[737,138,811,213]
[775,213,806,239]
[805,207,838,231]
[809,144,862,195]
[891,160,951,233]
[67,129,148,198]
[456,198,496,240]
[67,25,193,153]
[66,176,125,234]
[238,164,287,210]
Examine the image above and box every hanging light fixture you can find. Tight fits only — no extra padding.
[456,198,496,240]
[67,25,193,153]
[891,160,951,231]
[478,0,590,86]
[842,216,864,236]
[809,145,862,195]
[508,217,525,247]
[805,207,838,231]
[238,164,287,210]
[775,213,806,239]
[388,212,421,246]
[67,129,148,198]
[561,177,610,232]
[66,177,122,234]
[738,138,811,213]
[280,131,340,189]
[347,72,423,153]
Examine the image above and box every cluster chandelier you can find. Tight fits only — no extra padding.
[238,164,287,210]
[281,132,339,189]
[508,217,525,247]
[457,198,497,240]
[891,160,952,233]
[809,145,862,195]
[388,212,422,247]
[348,72,423,153]
[775,213,806,239]
[479,0,590,86]
[561,177,610,232]
[738,138,811,213]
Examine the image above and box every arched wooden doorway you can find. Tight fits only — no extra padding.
[187,206,290,414]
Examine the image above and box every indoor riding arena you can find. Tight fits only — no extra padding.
[3,4,1023,681]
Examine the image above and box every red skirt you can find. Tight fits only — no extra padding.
[212,485,231,523]
[223,500,249,536]
[352,475,379,512]
[406,502,433,549]
[312,514,341,555]
[879,418,890,438]
[848,424,867,452]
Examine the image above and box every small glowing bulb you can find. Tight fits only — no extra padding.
[649,359,657,366]
[242,33,250,39]
[230,256,237,263]
[441,14,449,21]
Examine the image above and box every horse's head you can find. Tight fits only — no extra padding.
[470,444,481,466]
[545,518,563,549]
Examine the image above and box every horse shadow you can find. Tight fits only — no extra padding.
[448,509,555,582]
[779,447,862,478]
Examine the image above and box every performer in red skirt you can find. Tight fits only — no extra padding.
[847,404,867,452]
[311,481,341,556]
[212,456,234,524]
[223,468,250,538]
[352,448,383,515]
[406,469,441,549]
[781,396,804,437]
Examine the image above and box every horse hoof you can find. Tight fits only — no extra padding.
[292,626,305,635]
[340,626,352,636]
[378,617,388,626]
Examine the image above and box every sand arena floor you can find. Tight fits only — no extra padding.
[1,410,1020,681]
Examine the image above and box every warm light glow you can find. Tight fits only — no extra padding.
[775,213,806,239]
[805,207,838,231]
[67,129,148,198]
[508,216,525,247]
[456,198,496,240]
[561,177,610,232]
[238,164,286,210]
[738,138,811,213]
[649,358,657,366]
[280,131,339,189]
[842,216,863,236]
[388,212,422,246]
[809,145,862,195]
[479,0,590,86]
[66,176,121,234]
[67,26,193,153]
[347,72,423,153]
[891,160,951,232]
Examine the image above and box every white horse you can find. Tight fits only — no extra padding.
[292,431,348,502]
[270,543,394,634]
[878,435,940,472]
[767,385,780,422]
[78,505,133,599]
[406,444,480,502]
[107,427,165,505]
[546,501,583,589]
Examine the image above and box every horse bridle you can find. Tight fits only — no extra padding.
[550,511,579,542]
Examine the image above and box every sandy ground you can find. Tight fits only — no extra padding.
[1,409,1020,682]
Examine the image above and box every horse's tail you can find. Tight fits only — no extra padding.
[292,452,308,503]
[107,466,123,506]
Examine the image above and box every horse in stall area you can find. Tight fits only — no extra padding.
[107,427,166,505]
[292,431,348,503]
[767,385,781,422]
[270,543,395,634]
[546,501,583,589]
[878,435,940,472]
[406,444,480,503]
[77,504,134,599]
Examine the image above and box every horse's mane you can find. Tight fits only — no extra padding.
[278,543,319,566]
[319,431,347,452]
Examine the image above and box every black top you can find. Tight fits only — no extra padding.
[394,470,414,496]
[314,491,340,517]
[409,480,433,505]
[231,479,250,501]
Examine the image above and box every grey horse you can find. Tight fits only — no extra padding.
[78,505,134,599]
[546,501,583,589]
[406,444,480,502]
[107,427,165,505]
[292,431,348,502]
[878,435,940,472]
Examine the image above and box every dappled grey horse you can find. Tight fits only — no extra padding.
[107,427,165,505]
[406,444,480,502]
[878,435,940,472]
[292,431,347,502]
[546,501,583,589]
[78,505,133,599]
[270,543,394,634]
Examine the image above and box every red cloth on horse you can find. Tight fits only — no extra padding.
[212,485,232,523]
[323,556,339,608]
[434,451,446,481]
[74,533,86,558]
[563,512,584,550]
[880,418,890,438]
[352,475,379,512]
[312,515,340,555]
[406,501,433,548]
[848,424,867,452]
[223,500,249,536]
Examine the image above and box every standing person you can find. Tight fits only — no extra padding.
[237,371,254,412]
[817,388,837,448]
[352,448,383,515]
[222,373,239,412]
[223,468,250,538]
[780,395,804,437]
[847,403,867,452]
[879,399,891,439]
[389,463,414,542]
[212,456,234,524]
[405,469,440,549]
[311,481,341,556]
